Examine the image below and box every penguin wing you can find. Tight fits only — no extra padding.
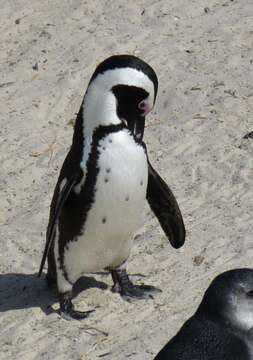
[146,160,185,249]
[38,170,82,276]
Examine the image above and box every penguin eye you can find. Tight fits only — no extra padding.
[138,100,147,110]
[138,98,152,116]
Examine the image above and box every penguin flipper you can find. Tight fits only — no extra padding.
[38,171,82,277]
[146,160,186,249]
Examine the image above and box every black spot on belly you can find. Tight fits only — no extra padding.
[106,168,111,173]
[140,180,143,186]
[109,139,112,143]
[103,147,106,150]
[104,177,109,183]
[102,217,107,224]
[125,195,129,201]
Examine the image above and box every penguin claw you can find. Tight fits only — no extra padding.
[138,284,162,292]
[120,284,161,301]
[61,308,94,321]
[59,293,94,320]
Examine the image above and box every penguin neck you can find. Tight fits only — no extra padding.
[82,85,121,137]
[73,86,123,172]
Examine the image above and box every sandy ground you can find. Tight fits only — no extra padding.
[0,0,253,359]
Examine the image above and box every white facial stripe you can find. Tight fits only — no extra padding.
[91,67,155,106]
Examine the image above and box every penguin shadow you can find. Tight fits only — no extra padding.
[74,274,108,296]
[0,272,108,316]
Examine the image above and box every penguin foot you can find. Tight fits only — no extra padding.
[59,293,94,320]
[111,268,161,300]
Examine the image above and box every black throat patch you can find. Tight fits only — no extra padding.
[112,85,148,142]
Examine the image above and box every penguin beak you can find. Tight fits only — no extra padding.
[123,114,145,141]
[133,98,153,140]
[133,116,145,141]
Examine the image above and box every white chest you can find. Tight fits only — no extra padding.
[95,130,148,215]
[64,130,148,279]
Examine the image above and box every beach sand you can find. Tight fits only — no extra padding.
[0,1,252,359]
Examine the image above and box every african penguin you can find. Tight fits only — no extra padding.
[155,269,253,360]
[38,55,185,320]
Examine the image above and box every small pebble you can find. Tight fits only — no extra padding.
[32,62,39,71]
[243,131,253,139]
[193,255,204,266]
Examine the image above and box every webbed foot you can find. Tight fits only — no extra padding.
[111,268,161,300]
[59,292,94,320]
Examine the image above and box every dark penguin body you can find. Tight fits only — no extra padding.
[38,55,186,319]
[155,269,253,360]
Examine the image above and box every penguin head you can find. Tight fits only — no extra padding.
[83,55,158,138]
[197,268,253,332]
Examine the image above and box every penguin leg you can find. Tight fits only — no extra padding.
[110,265,161,300]
[56,261,94,320]
[59,291,94,321]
